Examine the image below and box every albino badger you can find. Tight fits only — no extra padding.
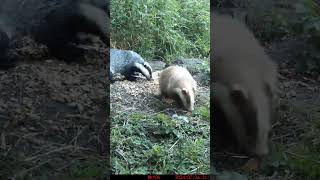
[159,66,197,111]
[212,13,278,157]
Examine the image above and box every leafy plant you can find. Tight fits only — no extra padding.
[111,0,210,63]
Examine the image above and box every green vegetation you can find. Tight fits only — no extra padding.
[216,0,320,72]
[258,104,320,179]
[111,109,210,174]
[260,143,320,180]
[66,160,108,179]
[111,0,210,63]
[291,0,320,72]
[241,0,320,72]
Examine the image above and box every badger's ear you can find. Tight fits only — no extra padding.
[264,82,274,99]
[182,88,188,95]
[230,84,248,105]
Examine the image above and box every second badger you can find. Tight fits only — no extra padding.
[110,48,152,81]
[159,66,197,111]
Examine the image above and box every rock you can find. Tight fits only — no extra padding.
[172,58,205,74]
[148,60,166,71]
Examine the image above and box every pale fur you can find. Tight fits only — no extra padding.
[159,66,197,111]
[212,13,278,156]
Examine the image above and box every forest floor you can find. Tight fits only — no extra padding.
[213,38,320,179]
[110,59,211,174]
[0,36,109,179]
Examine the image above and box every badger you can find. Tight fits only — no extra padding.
[211,13,278,157]
[159,66,197,111]
[110,48,153,81]
[0,0,109,66]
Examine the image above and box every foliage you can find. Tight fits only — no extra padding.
[111,110,210,174]
[111,0,210,63]
[261,143,320,180]
[291,0,320,72]
[221,0,320,72]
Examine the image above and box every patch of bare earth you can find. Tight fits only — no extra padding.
[0,36,109,178]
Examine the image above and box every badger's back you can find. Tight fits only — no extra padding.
[159,66,195,95]
[159,66,197,111]
[110,49,143,74]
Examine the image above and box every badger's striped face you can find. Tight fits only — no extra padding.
[181,87,195,112]
[230,83,275,156]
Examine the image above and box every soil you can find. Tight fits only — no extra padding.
[110,67,210,117]
[0,35,109,178]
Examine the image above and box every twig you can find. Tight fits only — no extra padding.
[285,151,320,164]
[271,133,292,141]
[69,126,86,146]
[169,139,180,151]
[24,145,89,162]
[214,152,249,159]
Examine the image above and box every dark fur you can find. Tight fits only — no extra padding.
[110,48,152,81]
[0,0,109,66]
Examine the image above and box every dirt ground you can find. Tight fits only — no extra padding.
[110,71,210,114]
[0,36,109,179]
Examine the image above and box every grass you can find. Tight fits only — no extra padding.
[111,0,210,63]
[111,107,210,174]
[257,104,320,180]
[260,143,320,180]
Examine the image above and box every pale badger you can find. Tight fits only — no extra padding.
[212,13,278,156]
[110,48,153,81]
[159,66,197,111]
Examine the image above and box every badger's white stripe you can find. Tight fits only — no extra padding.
[133,62,151,79]
[213,82,247,148]
[254,93,271,155]
[143,62,153,78]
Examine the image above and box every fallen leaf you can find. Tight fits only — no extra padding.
[240,158,260,172]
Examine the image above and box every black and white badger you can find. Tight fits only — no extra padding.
[159,66,197,112]
[212,13,278,157]
[0,0,109,66]
[110,48,152,81]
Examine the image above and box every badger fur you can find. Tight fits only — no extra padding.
[110,48,153,81]
[0,0,109,66]
[212,13,278,156]
[159,66,197,111]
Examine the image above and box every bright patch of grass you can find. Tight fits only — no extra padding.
[111,0,210,62]
[111,110,209,174]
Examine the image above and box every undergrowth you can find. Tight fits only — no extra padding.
[111,0,210,63]
[111,108,210,174]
